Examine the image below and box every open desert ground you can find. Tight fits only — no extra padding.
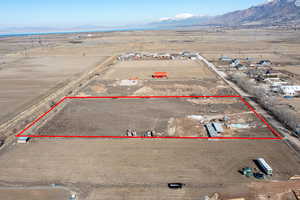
[1,28,300,200]
[0,139,299,199]
[1,29,300,128]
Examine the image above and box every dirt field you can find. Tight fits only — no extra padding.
[277,65,300,76]
[1,29,300,199]
[80,79,234,97]
[86,180,300,200]
[102,60,216,80]
[0,139,299,199]
[27,97,274,138]
[0,188,70,200]
[0,54,107,124]
[2,28,300,134]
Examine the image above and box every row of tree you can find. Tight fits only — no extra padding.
[230,72,299,132]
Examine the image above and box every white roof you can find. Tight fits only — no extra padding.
[280,85,300,91]
[18,137,29,140]
[257,158,272,171]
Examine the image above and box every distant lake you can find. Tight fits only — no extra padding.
[0,27,160,38]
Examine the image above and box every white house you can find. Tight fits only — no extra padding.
[257,60,272,67]
[230,59,240,67]
[219,56,232,62]
[280,85,300,96]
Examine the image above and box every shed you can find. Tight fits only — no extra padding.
[120,80,138,86]
[219,56,232,62]
[189,55,198,60]
[17,137,29,144]
[280,85,300,97]
[212,122,224,133]
[257,60,272,66]
[230,59,240,67]
[205,123,218,137]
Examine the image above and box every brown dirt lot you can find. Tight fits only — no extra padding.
[276,65,300,76]
[0,188,70,200]
[0,139,299,199]
[0,55,107,124]
[35,98,211,137]
[3,28,300,136]
[102,60,216,80]
[2,28,300,200]
[28,98,273,138]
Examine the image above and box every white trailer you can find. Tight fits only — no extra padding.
[257,158,273,175]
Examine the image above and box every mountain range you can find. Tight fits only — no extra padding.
[153,0,300,28]
[1,0,300,34]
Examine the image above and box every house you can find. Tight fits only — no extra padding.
[280,85,300,97]
[17,137,29,144]
[257,60,272,67]
[219,56,232,62]
[188,54,198,60]
[170,53,181,59]
[230,59,240,67]
[181,51,191,57]
[157,53,171,60]
[268,80,289,92]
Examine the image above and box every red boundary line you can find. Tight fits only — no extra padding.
[16,95,282,140]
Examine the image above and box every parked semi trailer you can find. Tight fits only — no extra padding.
[257,158,273,176]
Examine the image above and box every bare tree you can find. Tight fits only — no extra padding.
[229,72,299,132]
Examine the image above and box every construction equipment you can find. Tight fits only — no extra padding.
[126,129,137,137]
[145,130,154,137]
[152,72,168,79]
[126,129,133,136]
[132,129,137,136]
[253,172,265,180]
[242,167,253,177]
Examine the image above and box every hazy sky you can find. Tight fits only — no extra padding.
[0,0,266,27]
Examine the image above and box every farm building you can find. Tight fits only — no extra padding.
[230,59,240,67]
[205,123,218,137]
[219,56,232,62]
[205,123,224,137]
[257,60,272,67]
[181,51,191,56]
[188,55,198,60]
[157,53,171,60]
[279,85,300,97]
[212,122,224,133]
[17,137,29,144]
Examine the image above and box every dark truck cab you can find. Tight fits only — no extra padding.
[168,183,185,189]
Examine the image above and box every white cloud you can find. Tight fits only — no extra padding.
[159,13,197,21]
[174,13,195,20]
